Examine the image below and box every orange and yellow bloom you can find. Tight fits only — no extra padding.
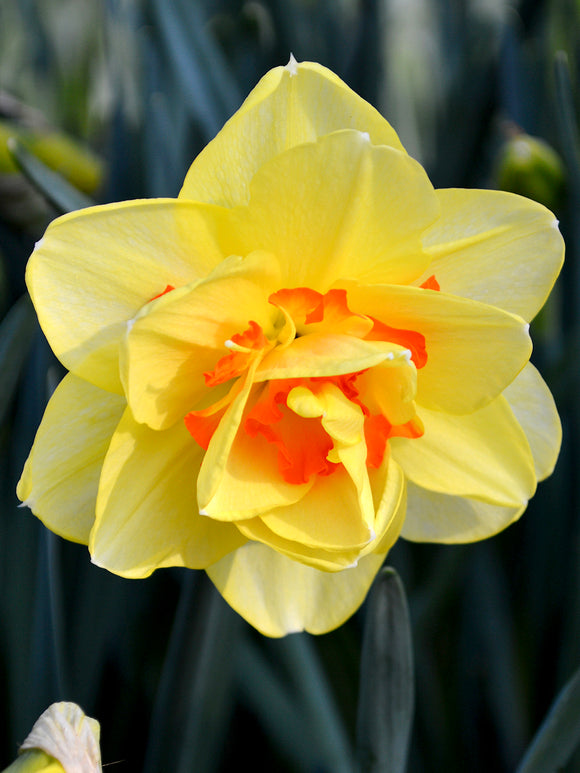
[18,58,564,636]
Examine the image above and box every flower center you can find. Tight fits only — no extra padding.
[184,287,426,484]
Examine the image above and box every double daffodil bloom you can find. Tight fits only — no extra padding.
[18,58,563,636]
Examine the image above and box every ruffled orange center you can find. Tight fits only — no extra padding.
[184,287,427,485]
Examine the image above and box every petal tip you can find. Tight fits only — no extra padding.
[90,553,104,569]
[285,53,299,76]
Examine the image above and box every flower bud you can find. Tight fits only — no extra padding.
[496,127,565,212]
[1,703,101,773]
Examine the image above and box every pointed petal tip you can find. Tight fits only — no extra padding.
[285,53,299,76]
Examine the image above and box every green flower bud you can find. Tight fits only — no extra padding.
[0,120,104,194]
[496,127,566,212]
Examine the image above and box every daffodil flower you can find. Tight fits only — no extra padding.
[18,58,564,636]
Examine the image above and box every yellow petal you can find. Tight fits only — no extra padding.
[259,467,373,552]
[256,334,412,382]
[236,516,363,572]
[208,458,406,636]
[391,395,536,507]
[419,189,564,321]
[317,382,374,524]
[401,481,525,542]
[237,453,406,571]
[27,200,226,393]
[207,542,387,637]
[90,408,245,576]
[17,374,125,544]
[196,361,260,517]
[180,58,405,208]
[356,360,418,426]
[365,455,408,555]
[342,281,532,413]
[196,414,314,521]
[121,251,280,429]
[503,362,561,480]
[221,131,437,289]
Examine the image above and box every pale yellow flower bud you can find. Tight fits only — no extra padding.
[2,703,101,773]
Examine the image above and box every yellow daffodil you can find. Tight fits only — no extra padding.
[18,57,564,636]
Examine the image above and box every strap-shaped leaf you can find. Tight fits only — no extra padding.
[356,567,414,773]
[7,138,94,215]
[0,294,36,427]
[516,665,580,773]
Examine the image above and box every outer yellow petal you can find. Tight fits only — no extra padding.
[90,408,245,577]
[343,281,532,413]
[503,362,561,480]
[27,200,226,393]
[207,542,387,636]
[207,457,406,636]
[391,395,536,507]
[17,374,125,544]
[220,131,437,289]
[121,252,280,429]
[401,481,525,542]
[180,58,405,208]
[419,189,564,321]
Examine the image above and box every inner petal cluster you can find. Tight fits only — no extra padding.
[185,287,426,485]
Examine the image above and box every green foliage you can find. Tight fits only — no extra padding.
[7,139,95,215]
[356,568,414,773]
[516,666,580,773]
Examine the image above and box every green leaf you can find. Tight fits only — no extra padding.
[7,138,94,215]
[150,0,241,138]
[236,636,321,771]
[276,634,355,773]
[238,633,355,773]
[515,665,580,773]
[356,567,414,773]
[143,573,241,773]
[554,51,580,195]
[0,294,37,427]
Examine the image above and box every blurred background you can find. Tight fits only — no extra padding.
[0,0,578,771]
